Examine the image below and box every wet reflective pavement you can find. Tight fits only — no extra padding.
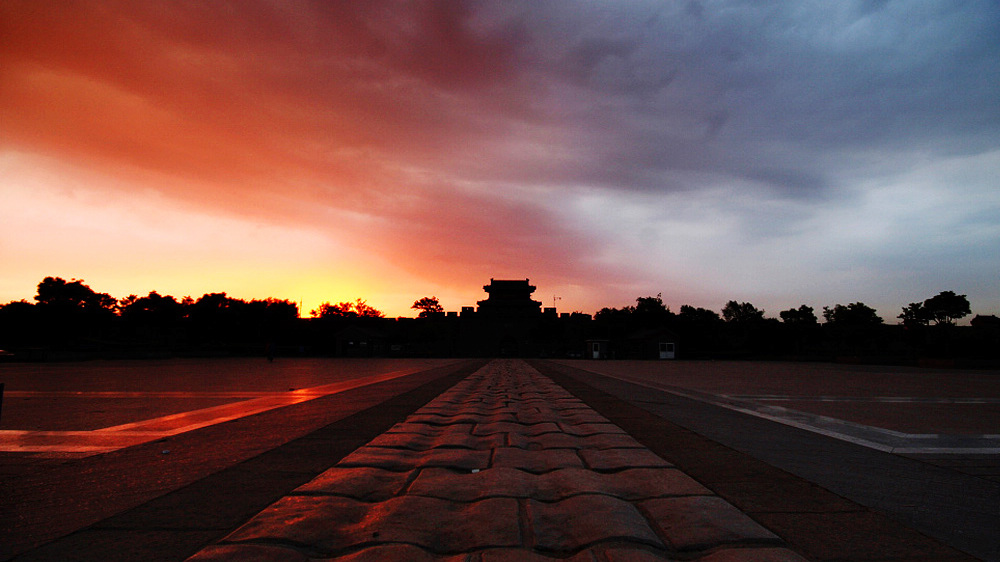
[2,358,991,561]
[0,360,478,560]
[564,359,1000,437]
[1,366,443,455]
[0,358,452,431]
[541,360,997,561]
[1,358,456,456]
[188,359,807,561]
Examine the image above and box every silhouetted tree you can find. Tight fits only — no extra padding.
[822,302,883,327]
[35,277,116,312]
[780,305,817,324]
[821,302,885,355]
[674,305,724,357]
[353,300,384,318]
[119,291,184,323]
[898,302,931,328]
[594,305,634,324]
[721,301,765,323]
[31,277,116,348]
[118,291,186,346]
[971,315,1000,329]
[678,305,722,325]
[243,298,300,351]
[633,293,673,328]
[251,298,299,322]
[922,291,971,326]
[311,302,338,318]
[412,296,444,318]
[776,305,820,356]
[0,300,40,349]
[190,292,236,314]
[0,300,34,314]
[592,303,631,354]
[312,299,384,318]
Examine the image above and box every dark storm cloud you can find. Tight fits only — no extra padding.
[464,0,1000,200]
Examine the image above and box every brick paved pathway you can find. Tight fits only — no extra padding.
[187,360,808,561]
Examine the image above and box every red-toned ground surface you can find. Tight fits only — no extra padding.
[0,358,453,431]
[761,401,1000,434]
[563,360,1000,435]
[2,359,990,561]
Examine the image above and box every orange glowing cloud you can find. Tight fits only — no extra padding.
[0,2,641,315]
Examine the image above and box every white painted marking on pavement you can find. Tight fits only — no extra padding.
[573,366,1000,455]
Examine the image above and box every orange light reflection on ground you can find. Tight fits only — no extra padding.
[0,367,437,455]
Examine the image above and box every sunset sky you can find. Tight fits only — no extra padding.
[2,1,998,320]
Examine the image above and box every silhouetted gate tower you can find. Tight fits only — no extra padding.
[476,279,543,319]
[472,279,543,356]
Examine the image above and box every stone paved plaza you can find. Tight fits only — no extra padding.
[2,358,994,561]
[188,360,805,561]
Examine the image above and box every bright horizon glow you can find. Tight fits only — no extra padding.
[2,2,998,322]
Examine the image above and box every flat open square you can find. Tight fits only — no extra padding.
[0,358,457,453]
[560,360,1000,437]
[2,358,997,561]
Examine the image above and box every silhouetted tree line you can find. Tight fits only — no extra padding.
[0,277,300,359]
[591,292,998,365]
[0,277,997,365]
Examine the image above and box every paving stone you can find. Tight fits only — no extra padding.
[411,467,706,503]
[406,412,519,424]
[558,412,614,424]
[408,467,537,500]
[479,548,598,561]
[510,432,645,450]
[539,467,711,500]
[408,466,707,503]
[292,467,411,501]
[515,411,567,424]
[560,423,628,436]
[332,543,470,561]
[420,404,513,417]
[492,447,584,472]
[529,494,664,552]
[385,422,474,436]
[641,496,780,551]
[507,432,573,450]
[599,547,673,561]
[338,447,489,471]
[186,544,310,561]
[473,421,561,436]
[366,432,506,451]
[580,448,673,471]
[698,547,810,562]
[225,495,521,554]
[599,545,807,562]
[552,398,590,408]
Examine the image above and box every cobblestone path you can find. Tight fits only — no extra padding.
[188,359,807,561]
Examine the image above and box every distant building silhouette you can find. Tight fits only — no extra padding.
[476,279,543,318]
[470,279,544,356]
